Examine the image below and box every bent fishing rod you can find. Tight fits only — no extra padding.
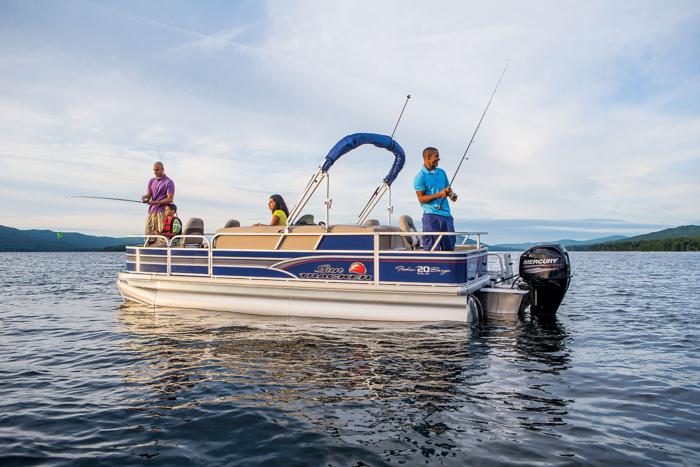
[438,61,509,210]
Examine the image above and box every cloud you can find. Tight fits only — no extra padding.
[0,0,698,241]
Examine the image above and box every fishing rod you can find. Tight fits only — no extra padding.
[438,61,509,210]
[390,94,411,139]
[356,94,412,226]
[68,195,143,204]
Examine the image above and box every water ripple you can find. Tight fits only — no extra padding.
[0,252,699,465]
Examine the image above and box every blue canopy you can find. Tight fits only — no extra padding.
[320,133,406,186]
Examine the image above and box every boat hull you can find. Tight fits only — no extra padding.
[117,272,491,322]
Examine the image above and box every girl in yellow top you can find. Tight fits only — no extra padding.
[256,194,289,226]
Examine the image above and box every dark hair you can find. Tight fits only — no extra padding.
[423,147,438,158]
[167,203,177,213]
[269,194,288,217]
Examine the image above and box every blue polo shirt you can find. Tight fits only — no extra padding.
[413,166,451,216]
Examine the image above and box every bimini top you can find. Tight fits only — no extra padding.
[320,133,406,186]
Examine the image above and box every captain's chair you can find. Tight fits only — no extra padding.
[295,214,315,225]
[224,219,240,228]
[182,217,205,247]
[399,215,419,250]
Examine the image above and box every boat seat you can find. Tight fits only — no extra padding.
[272,225,322,250]
[223,219,240,228]
[213,224,404,250]
[295,214,315,225]
[399,215,419,250]
[182,217,205,247]
[362,219,380,226]
[214,225,285,249]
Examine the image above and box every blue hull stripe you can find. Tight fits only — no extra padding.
[171,265,209,275]
[170,249,209,257]
[126,263,167,273]
[127,248,167,256]
[212,266,296,279]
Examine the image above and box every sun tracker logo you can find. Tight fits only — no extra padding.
[349,262,367,275]
[298,263,372,280]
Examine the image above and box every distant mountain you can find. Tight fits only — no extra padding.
[490,235,628,251]
[4,223,698,253]
[568,225,700,251]
[0,225,140,252]
[621,225,700,241]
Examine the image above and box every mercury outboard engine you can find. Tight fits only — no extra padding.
[519,244,571,315]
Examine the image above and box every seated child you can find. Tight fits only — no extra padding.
[159,203,182,246]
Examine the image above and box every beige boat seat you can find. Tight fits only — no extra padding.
[223,219,240,228]
[181,217,205,247]
[279,225,328,250]
[214,225,285,249]
[399,215,419,250]
[214,223,404,250]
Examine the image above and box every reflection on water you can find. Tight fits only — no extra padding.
[3,252,699,465]
[116,304,572,463]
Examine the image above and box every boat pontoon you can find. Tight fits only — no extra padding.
[117,133,570,322]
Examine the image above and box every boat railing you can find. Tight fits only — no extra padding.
[207,230,487,246]
[486,252,515,285]
[140,234,169,246]
[128,231,487,249]
[125,231,489,284]
[170,234,211,249]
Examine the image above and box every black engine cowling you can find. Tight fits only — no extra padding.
[519,244,571,315]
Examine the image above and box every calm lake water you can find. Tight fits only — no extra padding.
[1,252,699,466]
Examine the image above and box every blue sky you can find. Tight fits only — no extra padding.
[1,0,699,244]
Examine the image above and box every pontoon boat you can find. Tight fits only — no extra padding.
[117,133,570,322]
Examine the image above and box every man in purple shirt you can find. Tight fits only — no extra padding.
[141,161,175,244]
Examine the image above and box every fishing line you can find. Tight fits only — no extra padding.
[438,61,509,210]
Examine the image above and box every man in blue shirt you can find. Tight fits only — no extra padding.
[413,147,458,251]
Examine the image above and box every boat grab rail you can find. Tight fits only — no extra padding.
[487,252,506,275]
[485,252,516,285]
[126,234,211,248]
[129,232,488,249]
[137,234,169,247]
[125,232,489,283]
[211,231,488,250]
[169,234,211,248]
[210,231,487,237]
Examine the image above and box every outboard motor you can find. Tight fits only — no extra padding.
[519,244,571,315]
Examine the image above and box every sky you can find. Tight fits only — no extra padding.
[0,0,699,244]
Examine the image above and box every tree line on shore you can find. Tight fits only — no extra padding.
[3,224,699,252]
[569,236,700,252]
